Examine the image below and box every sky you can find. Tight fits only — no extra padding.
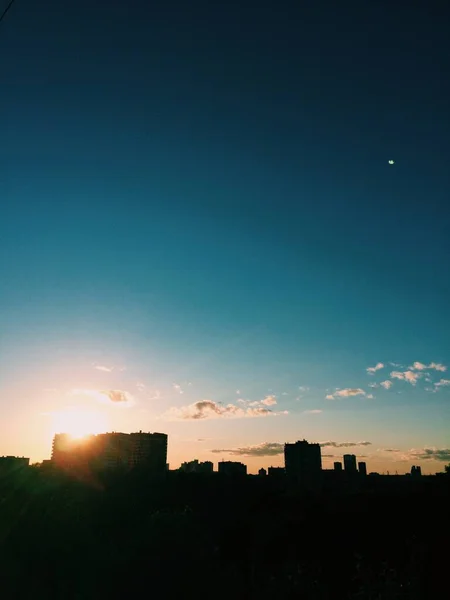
[1,0,449,474]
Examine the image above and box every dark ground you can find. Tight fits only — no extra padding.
[0,467,448,599]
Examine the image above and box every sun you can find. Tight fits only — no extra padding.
[51,408,109,439]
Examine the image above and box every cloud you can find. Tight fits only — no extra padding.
[435,379,450,389]
[326,388,366,399]
[409,448,450,462]
[390,370,421,385]
[71,388,135,406]
[366,394,374,399]
[136,382,146,392]
[368,382,379,388]
[366,362,384,374]
[304,409,322,414]
[298,386,310,392]
[173,383,184,394]
[320,441,372,448]
[101,389,134,404]
[383,448,400,453]
[429,362,447,372]
[148,390,162,400]
[211,442,284,457]
[380,380,393,390]
[94,365,113,372]
[260,395,277,406]
[164,400,288,421]
[408,361,447,372]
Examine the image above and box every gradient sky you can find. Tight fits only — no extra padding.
[1,0,449,473]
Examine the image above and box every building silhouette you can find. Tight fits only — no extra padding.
[343,454,357,473]
[51,431,167,472]
[334,461,343,471]
[284,440,322,484]
[0,456,29,471]
[358,461,367,476]
[411,465,422,477]
[218,461,247,476]
[258,468,267,476]
[180,459,214,474]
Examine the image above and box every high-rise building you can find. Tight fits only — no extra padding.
[218,461,247,476]
[258,468,267,476]
[334,461,343,471]
[358,461,367,476]
[284,440,322,484]
[51,431,168,472]
[343,454,357,473]
[411,465,422,477]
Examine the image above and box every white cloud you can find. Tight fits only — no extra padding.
[136,382,146,392]
[366,394,374,399]
[304,409,322,414]
[429,362,447,372]
[298,386,310,392]
[368,382,379,388]
[164,400,288,421]
[260,395,277,406]
[390,370,421,385]
[380,380,393,389]
[326,388,366,399]
[173,383,184,394]
[409,361,427,371]
[94,365,113,372]
[408,361,447,372]
[366,362,384,374]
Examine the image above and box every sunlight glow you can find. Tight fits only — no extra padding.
[51,408,109,438]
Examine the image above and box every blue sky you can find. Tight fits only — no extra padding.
[1,0,449,472]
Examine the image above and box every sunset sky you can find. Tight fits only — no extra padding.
[1,1,449,473]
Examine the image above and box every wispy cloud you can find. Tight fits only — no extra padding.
[211,442,284,457]
[326,388,366,400]
[435,378,450,389]
[71,388,135,406]
[366,362,384,374]
[304,409,322,414]
[136,382,146,392]
[408,361,447,372]
[409,447,450,462]
[367,394,374,399]
[164,400,288,421]
[94,365,113,372]
[380,380,393,390]
[368,382,379,388]
[173,383,184,394]
[298,386,310,392]
[320,441,372,448]
[390,370,421,385]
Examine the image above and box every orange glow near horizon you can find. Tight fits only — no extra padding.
[51,408,109,439]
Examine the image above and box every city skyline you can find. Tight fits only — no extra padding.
[1,1,449,474]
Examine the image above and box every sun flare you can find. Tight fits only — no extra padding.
[51,408,109,438]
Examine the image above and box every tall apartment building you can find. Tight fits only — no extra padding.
[343,454,357,473]
[284,440,322,484]
[51,431,167,472]
[358,461,367,476]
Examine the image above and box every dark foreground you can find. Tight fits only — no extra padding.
[0,467,448,599]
